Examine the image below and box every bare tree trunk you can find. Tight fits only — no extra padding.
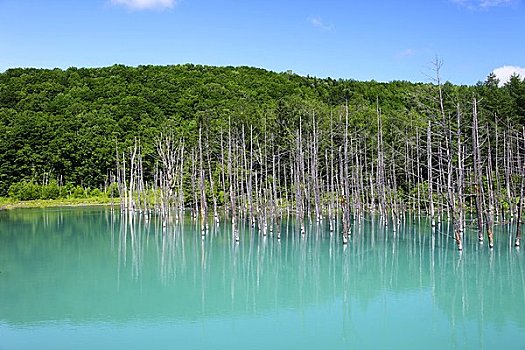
[283,158,289,216]
[357,139,366,221]
[353,141,364,218]
[342,102,351,243]
[206,132,219,225]
[504,130,515,220]
[427,120,436,227]
[390,145,399,226]
[312,112,322,224]
[128,140,138,211]
[220,128,228,215]
[485,124,495,248]
[296,118,305,235]
[330,111,336,231]
[340,148,348,244]
[454,104,465,250]
[228,117,238,242]
[325,149,332,231]
[516,168,524,247]
[179,140,185,221]
[272,151,279,237]
[493,114,502,222]
[472,98,485,243]
[242,125,254,227]
[156,132,178,217]
[377,100,387,220]
[198,127,208,235]
[115,142,125,212]
[191,149,198,221]
[416,127,422,216]
[516,129,525,247]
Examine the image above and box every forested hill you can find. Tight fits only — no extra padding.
[0,64,524,195]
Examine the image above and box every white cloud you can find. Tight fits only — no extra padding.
[451,0,514,9]
[111,0,176,10]
[309,17,335,31]
[479,0,513,7]
[492,65,525,86]
[395,48,417,59]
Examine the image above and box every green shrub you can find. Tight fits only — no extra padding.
[70,185,87,199]
[8,181,41,200]
[41,180,60,200]
[89,188,102,198]
[63,183,75,197]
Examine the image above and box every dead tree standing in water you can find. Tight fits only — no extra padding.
[516,129,525,247]
[472,98,486,244]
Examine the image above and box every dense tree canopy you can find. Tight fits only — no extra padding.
[0,64,524,196]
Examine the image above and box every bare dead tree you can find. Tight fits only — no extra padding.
[472,98,485,244]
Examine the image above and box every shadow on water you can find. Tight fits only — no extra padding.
[0,208,524,346]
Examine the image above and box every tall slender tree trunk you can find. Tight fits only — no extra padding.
[516,129,525,247]
[198,127,208,235]
[427,120,436,227]
[342,102,351,243]
[472,98,485,243]
[455,104,465,250]
[377,100,387,220]
[516,169,524,247]
[485,124,495,248]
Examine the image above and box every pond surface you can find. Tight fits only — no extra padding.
[0,207,524,350]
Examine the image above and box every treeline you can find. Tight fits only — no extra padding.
[1,63,525,245]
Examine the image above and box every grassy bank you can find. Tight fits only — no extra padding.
[0,197,118,210]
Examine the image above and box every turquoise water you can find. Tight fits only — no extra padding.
[0,207,524,350]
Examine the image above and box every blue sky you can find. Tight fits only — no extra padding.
[0,0,523,85]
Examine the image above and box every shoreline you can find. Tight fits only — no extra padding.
[0,198,118,210]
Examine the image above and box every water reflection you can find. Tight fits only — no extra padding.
[105,211,525,330]
[0,208,524,346]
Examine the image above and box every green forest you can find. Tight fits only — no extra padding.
[1,63,523,193]
[2,63,525,247]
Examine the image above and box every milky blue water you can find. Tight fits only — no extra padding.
[0,207,524,349]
